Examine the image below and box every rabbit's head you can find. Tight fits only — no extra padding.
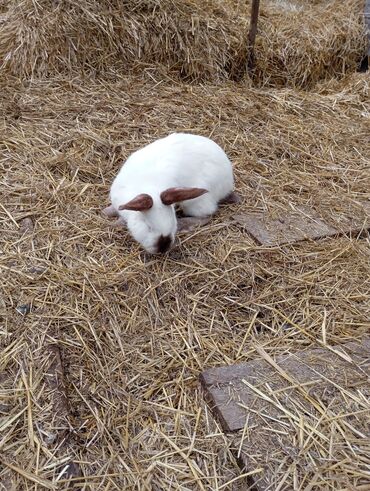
[119,187,207,254]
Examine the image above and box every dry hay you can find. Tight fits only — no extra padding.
[0,0,366,87]
[0,0,370,488]
[252,0,367,88]
[0,0,244,82]
[1,67,370,489]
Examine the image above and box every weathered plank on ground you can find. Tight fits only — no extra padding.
[234,203,370,246]
[233,206,337,246]
[200,337,370,490]
[44,344,81,480]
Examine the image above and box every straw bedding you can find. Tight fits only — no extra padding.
[1,0,370,489]
[1,71,370,489]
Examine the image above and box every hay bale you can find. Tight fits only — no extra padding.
[0,0,244,81]
[0,0,366,86]
[252,0,367,88]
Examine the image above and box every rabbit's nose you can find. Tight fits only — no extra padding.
[156,235,172,253]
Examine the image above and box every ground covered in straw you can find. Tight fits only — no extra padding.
[1,0,370,490]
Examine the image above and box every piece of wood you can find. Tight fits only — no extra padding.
[45,345,72,440]
[44,345,82,481]
[233,206,338,246]
[200,337,370,432]
[200,337,370,490]
[234,203,370,246]
[328,200,370,235]
[365,0,370,57]
[247,0,261,71]
[177,216,211,232]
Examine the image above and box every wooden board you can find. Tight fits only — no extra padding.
[44,344,81,480]
[366,0,370,57]
[234,203,370,246]
[233,206,338,246]
[200,337,370,490]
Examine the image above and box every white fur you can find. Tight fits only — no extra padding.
[109,133,234,253]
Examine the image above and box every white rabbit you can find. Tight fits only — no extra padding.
[104,133,238,254]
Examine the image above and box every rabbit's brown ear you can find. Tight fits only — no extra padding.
[160,187,208,206]
[118,194,153,211]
